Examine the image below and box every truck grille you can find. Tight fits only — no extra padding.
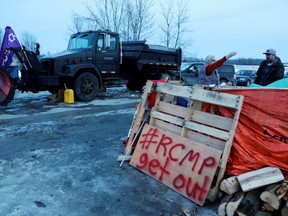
[41,58,55,74]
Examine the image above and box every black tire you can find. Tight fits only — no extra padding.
[220,78,228,84]
[74,72,99,101]
[246,80,251,86]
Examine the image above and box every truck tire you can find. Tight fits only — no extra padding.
[74,72,99,101]
[220,78,228,84]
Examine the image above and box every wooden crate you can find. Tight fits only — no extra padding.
[126,81,244,202]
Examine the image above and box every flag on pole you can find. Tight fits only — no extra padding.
[0,26,21,70]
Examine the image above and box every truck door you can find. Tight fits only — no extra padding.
[94,33,120,78]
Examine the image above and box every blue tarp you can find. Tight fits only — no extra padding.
[249,78,288,88]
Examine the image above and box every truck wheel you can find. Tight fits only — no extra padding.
[74,72,99,101]
[220,78,228,84]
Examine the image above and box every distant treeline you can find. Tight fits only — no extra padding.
[183,57,263,65]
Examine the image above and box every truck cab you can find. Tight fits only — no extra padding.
[20,30,122,101]
[67,30,121,81]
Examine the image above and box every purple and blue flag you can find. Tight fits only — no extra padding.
[0,26,21,70]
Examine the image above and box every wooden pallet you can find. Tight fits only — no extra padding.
[126,81,244,202]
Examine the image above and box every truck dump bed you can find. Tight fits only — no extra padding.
[121,41,181,74]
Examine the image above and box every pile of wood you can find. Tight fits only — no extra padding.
[260,181,288,215]
[218,167,287,216]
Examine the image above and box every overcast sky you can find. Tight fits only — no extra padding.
[1,0,287,62]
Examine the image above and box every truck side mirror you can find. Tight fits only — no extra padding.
[105,34,111,49]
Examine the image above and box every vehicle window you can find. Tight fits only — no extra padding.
[68,32,95,50]
[109,35,117,50]
[97,34,104,50]
[244,71,251,76]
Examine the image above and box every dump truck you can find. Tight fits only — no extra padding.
[0,29,182,104]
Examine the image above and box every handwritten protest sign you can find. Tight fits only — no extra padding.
[130,124,222,206]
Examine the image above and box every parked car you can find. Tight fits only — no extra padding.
[235,70,256,86]
[180,62,236,86]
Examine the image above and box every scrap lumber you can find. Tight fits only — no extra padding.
[117,155,132,161]
[152,82,244,202]
[260,182,288,210]
[282,206,288,216]
[124,80,154,155]
[218,193,234,216]
[127,82,244,205]
[235,188,263,216]
[226,191,245,216]
[220,176,241,195]
[237,167,284,192]
[261,202,275,212]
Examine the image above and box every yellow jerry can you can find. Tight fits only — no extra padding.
[64,88,74,104]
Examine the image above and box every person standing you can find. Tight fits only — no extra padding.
[254,49,284,86]
[34,43,40,57]
[197,51,237,85]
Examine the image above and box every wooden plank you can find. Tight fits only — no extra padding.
[186,130,226,151]
[117,155,132,161]
[153,119,182,136]
[157,101,190,119]
[207,91,244,202]
[130,124,222,206]
[154,119,226,151]
[237,167,284,192]
[125,81,154,154]
[220,176,241,195]
[156,82,243,109]
[180,96,195,138]
[184,121,230,140]
[157,100,233,131]
[150,110,184,126]
[192,109,233,131]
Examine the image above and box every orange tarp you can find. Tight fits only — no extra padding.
[213,88,288,177]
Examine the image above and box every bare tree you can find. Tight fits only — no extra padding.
[127,0,154,41]
[21,32,37,51]
[159,0,192,49]
[69,13,86,33]
[72,0,154,41]
[159,0,173,47]
[174,0,190,48]
[82,0,125,32]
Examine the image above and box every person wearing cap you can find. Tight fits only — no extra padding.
[254,49,284,86]
[197,51,237,85]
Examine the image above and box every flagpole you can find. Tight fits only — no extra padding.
[19,43,33,69]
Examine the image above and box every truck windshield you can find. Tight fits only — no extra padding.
[67,32,95,50]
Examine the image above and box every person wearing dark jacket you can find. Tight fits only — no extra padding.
[34,43,40,57]
[254,49,284,86]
